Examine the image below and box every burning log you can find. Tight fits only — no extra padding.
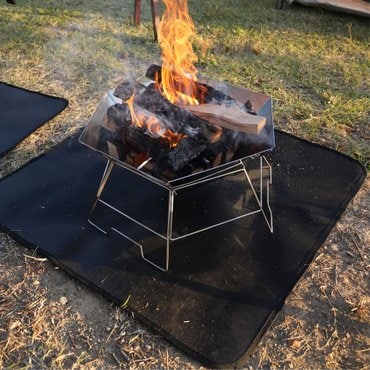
[102,102,221,174]
[112,82,135,102]
[79,0,274,182]
[96,126,128,159]
[99,62,269,176]
[104,104,171,154]
[166,136,208,172]
[105,69,269,176]
[104,103,131,130]
[145,64,264,134]
[145,64,256,113]
[113,83,223,142]
[145,64,237,106]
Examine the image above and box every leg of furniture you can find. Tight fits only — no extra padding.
[151,0,160,42]
[134,0,160,42]
[134,0,141,25]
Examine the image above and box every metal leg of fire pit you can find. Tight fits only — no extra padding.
[87,159,171,271]
[87,155,273,272]
[241,156,273,233]
[88,159,115,234]
[168,156,273,240]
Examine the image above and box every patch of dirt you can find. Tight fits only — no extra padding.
[0,234,199,369]
[249,177,370,369]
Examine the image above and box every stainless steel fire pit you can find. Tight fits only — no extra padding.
[79,74,274,271]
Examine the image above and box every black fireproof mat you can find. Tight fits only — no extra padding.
[0,131,365,367]
[0,82,68,156]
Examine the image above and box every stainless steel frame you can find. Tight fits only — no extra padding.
[80,77,275,271]
[88,154,273,272]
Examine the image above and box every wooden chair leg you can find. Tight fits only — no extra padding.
[134,0,141,25]
[150,0,160,42]
[134,0,160,42]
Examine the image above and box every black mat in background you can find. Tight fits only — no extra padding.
[0,82,68,156]
[0,131,365,367]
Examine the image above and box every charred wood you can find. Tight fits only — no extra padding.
[166,136,208,172]
[103,102,222,173]
[104,75,252,175]
[113,82,135,102]
[97,126,127,160]
[104,104,131,131]
[144,64,257,115]
[113,83,221,142]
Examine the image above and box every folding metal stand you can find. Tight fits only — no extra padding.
[88,154,273,272]
[80,78,275,272]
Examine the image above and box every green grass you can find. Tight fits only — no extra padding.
[0,0,369,168]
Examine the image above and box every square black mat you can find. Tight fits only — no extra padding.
[0,131,365,367]
[0,82,68,156]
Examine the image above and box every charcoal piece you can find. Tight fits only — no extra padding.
[192,155,212,169]
[99,125,121,142]
[145,64,162,82]
[166,136,208,172]
[122,124,172,158]
[96,126,127,160]
[106,104,132,129]
[201,130,237,165]
[113,81,147,102]
[113,82,135,101]
[244,100,256,114]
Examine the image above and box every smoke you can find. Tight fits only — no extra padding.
[42,14,162,98]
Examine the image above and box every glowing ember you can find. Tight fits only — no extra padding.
[210,126,223,144]
[163,130,187,149]
[157,0,204,106]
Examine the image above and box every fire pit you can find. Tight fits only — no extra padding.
[79,0,275,271]
[79,69,274,271]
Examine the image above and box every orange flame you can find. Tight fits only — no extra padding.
[157,0,203,106]
[125,91,141,127]
[145,115,163,136]
[163,130,187,148]
[210,126,223,144]
[124,92,186,149]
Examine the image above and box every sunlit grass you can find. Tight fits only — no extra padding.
[0,0,369,168]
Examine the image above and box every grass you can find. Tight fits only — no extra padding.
[0,1,369,368]
[0,0,369,168]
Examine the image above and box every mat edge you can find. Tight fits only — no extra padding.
[0,81,69,157]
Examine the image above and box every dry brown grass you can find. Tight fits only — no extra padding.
[0,234,199,369]
[0,0,369,368]
[249,178,370,369]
